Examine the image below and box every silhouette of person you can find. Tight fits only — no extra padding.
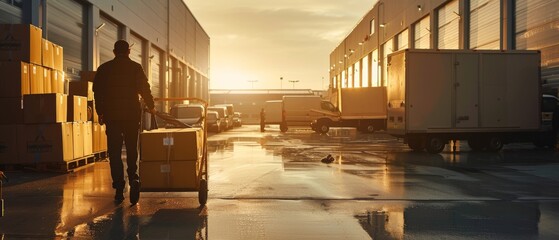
[93,40,156,205]
[260,108,265,132]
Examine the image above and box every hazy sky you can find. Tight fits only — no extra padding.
[184,0,376,90]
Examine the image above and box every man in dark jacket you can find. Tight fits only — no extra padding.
[93,40,156,205]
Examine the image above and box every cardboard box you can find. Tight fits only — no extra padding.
[0,61,30,97]
[51,70,65,94]
[140,128,203,162]
[72,122,84,159]
[53,43,63,71]
[43,67,52,93]
[29,64,44,94]
[139,160,199,190]
[0,125,21,164]
[23,93,67,124]
[0,98,24,124]
[92,123,100,153]
[18,123,73,163]
[69,81,93,101]
[100,124,107,151]
[0,24,42,65]
[67,95,87,122]
[41,38,54,69]
[83,121,93,156]
[80,71,96,82]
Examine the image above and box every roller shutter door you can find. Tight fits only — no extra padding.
[397,29,409,50]
[129,33,144,68]
[516,0,559,85]
[414,16,430,49]
[469,0,500,49]
[382,38,393,87]
[47,0,85,81]
[0,1,21,24]
[150,46,162,99]
[438,0,460,49]
[98,15,119,65]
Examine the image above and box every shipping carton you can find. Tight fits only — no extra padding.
[41,38,54,69]
[67,95,87,122]
[80,71,96,82]
[140,128,203,162]
[83,121,92,156]
[52,43,63,71]
[139,160,199,190]
[72,122,84,159]
[0,24,42,64]
[69,81,93,101]
[0,61,30,97]
[23,93,67,124]
[100,124,107,151]
[51,70,65,94]
[0,98,24,124]
[43,67,51,93]
[29,64,43,94]
[0,125,21,164]
[92,123,100,153]
[87,101,99,122]
[18,123,73,163]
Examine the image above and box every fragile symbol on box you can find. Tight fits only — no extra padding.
[160,164,171,173]
[163,137,174,146]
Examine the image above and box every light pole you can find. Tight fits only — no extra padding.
[289,80,299,89]
[248,80,258,89]
[280,77,283,89]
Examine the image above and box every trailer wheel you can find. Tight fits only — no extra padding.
[360,124,375,133]
[198,179,208,206]
[280,123,288,132]
[317,122,330,134]
[486,136,503,152]
[425,137,446,154]
[407,138,425,151]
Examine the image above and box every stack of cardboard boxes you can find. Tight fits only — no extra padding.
[140,128,204,190]
[0,24,106,166]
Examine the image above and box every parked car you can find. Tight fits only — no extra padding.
[170,104,205,128]
[207,106,229,130]
[233,112,242,127]
[206,111,222,132]
[216,104,235,128]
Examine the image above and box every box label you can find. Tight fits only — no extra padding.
[160,164,171,173]
[163,137,174,146]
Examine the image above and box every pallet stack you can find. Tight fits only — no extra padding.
[0,24,106,171]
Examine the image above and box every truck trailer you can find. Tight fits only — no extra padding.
[386,49,555,153]
[310,87,387,134]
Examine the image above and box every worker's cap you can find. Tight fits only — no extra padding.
[113,40,130,53]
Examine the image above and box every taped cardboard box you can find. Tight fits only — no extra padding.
[51,70,65,94]
[72,122,84,159]
[68,95,87,122]
[0,61,30,97]
[0,24,42,65]
[80,71,96,82]
[18,123,73,163]
[92,123,100,153]
[87,100,99,123]
[140,128,203,162]
[41,38,54,69]
[0,125,21,164]
[69,81,93,101]
[0,98,24,124]
[30,64,43,94]
[23,93,67,124]
[99,124,107,151]
[139,160,199,190]
[52,43,63,72]
[43,67,51,93]
[83,121,93,156]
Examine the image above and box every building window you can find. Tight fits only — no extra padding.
[362,54,369,87]
[370,18,375,35]
[470,0,500,49]
[438,0,460,49]
[414,15,431,49]
[372,49,379,87]
[396,29,409,51]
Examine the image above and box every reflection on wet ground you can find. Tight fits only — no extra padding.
[1,125,558,239]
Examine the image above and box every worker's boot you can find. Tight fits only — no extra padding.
[114,188,124,204]
[130,180,140,206]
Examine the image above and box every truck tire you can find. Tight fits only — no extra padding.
[359,124,375,133]
[407,138,425,151]
[486,136,503,152]
[280,123,288,132]
[317,122,330,134]
[425,137,445,154]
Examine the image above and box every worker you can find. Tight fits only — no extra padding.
[260,108,265,132]
[93,40,156,205]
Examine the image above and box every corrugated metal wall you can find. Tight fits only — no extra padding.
[129,33,144,68]
[515,0,559,85]
[98,14,120,65]
[0,1,21,24]
[438,0,460,49]
[46,0,86,81]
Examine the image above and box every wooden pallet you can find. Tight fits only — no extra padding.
[24,155,96,173]
[94,151,108,162]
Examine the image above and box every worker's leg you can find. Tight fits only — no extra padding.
[105,121,125,200]
[123,121,141,205]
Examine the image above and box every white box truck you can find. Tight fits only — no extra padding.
[310,87,388,133]
[387,49,556,153]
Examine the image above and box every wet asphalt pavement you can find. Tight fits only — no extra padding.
[1,125,559,239]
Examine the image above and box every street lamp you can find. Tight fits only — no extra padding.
[248,80,258,89]
[280,77,283,89]
[289,80,299,89]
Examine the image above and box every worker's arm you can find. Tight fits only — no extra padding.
[92,65,107,122]
[136,64,156,113]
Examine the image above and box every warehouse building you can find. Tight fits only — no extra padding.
[330,0,558,105]
[0,0,210,110]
